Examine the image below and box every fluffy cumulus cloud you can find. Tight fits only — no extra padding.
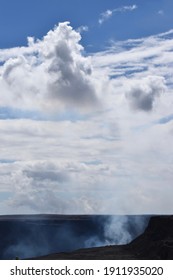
[0,23,173,215]
[126,76,166,111]
[0,22,99,112]
[41,23,98,109]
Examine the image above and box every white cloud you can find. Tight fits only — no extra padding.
[4,160,112,213]
[126,76,166,111]
[98,10,113,25]
[0,22,100,113]
[99,5,137,25]
[0,24,173,215]
[76,25,89,33]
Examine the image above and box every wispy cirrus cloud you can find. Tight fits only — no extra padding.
[76,25,89,33]
[98,5,137,25]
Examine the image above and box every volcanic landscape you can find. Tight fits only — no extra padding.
[0,215,172,260]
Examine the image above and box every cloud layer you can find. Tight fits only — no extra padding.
[0,23,173,215]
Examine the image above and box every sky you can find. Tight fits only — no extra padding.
[0,0,173,215]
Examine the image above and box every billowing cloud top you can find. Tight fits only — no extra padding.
[0,22,98,113]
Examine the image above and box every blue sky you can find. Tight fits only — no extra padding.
[0,0,173,215]
[0,0,173,50]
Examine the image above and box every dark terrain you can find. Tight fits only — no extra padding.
[0,214,147,259]
[0,215,172,259]
[0,215,108,259]
[33,215,173,260]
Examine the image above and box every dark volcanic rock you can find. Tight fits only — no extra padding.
[33,215,173,260]
[128,215,173,259]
